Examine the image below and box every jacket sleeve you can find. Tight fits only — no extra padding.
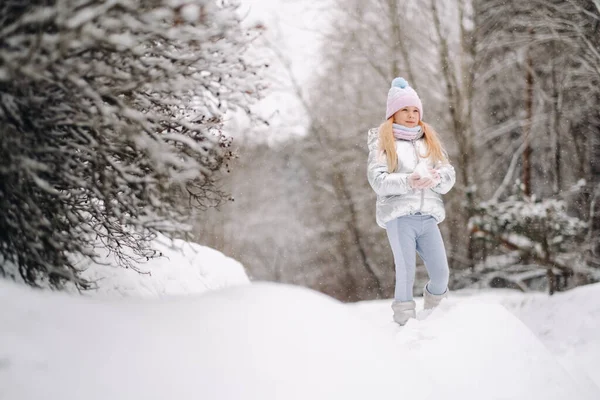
[366,129,411,197]
[431,162,456,194]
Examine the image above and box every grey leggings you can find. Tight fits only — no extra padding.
[385,214,449,302]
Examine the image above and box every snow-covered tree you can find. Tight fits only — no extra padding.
[188,0,599,300]
[470,183,589,294]
[472,0,600,290]
[0,0,264,288]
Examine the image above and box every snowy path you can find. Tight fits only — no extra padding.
[352,295,600,398]
[1,280,599,400]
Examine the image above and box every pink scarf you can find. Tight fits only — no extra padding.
[393,123,423,141]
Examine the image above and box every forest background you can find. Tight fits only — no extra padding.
[195,0,600,301]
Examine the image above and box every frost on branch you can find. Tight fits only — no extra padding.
[469,189,590,294]
[0,0,265,289]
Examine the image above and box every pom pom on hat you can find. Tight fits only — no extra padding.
[391,77,408,89]
[386,77,423,120]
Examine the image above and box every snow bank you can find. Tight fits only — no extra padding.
[353,288,600,398]
[501,283,600,389]
[400,300,598,399]
[1,233,249,298]
[0,281,407,400]
[420,283,600,389]
[73,233,250,298]
[1,280,597,400]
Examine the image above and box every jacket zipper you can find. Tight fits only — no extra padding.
[411,139,425,211]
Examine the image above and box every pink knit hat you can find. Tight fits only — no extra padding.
[385,77,423,120]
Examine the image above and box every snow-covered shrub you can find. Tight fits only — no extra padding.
[469,192,588,293]
[471,198,586,255]
[0,0,264,288]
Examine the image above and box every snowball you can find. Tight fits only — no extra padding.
[413,161,431,179]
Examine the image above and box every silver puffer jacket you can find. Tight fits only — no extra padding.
[367,127,456,228]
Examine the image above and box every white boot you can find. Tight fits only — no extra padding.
[423,284,448,310]
[391,300,416,326]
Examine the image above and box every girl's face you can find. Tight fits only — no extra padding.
[393,106,420,128]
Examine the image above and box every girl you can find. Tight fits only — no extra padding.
[367,77,456,326]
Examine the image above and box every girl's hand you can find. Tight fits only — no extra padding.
[408,173,422,189]
[429,168,441,187]
[409,173,434,189]
[429,168,440,181]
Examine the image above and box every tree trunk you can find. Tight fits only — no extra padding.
[547,268,556,296]
[522,28,534,198]
[551,43,562,195]
[589,105,600,257]
[387,0,416,85]
[430,0,476,269]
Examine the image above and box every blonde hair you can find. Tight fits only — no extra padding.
[378,117,448,173]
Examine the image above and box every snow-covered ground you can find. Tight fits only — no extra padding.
[71,233,250,298]
[1,233,249,298]
[1,278,599,399]
[1,238,599,399]
[352,287,600,394]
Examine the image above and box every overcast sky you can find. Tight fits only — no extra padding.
[227,1,331,143]
[240,0,329,83]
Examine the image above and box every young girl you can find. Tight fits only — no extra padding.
[367,77,456,325]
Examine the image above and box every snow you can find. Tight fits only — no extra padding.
[499,286,600,389]
[179,4,201,22]
[1,274,599,399]
[400,302,593,398]
[72,233,250,298]
[354,287,600,392]
[0,282,401,400]
[2,234,599,399]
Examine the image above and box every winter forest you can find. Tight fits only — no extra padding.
[1,0,600,399]
[195,0,600,301]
